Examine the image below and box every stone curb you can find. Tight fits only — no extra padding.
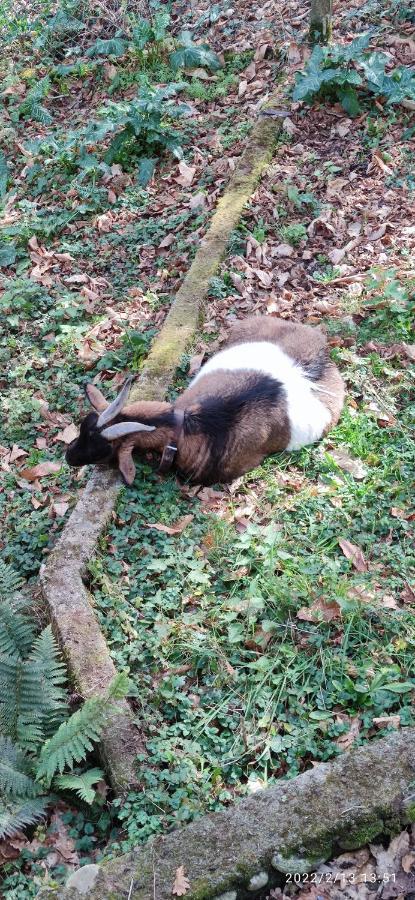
[40,113,280,793]
[38,727,415,899]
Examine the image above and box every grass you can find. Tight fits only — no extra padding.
[88,282,415,852]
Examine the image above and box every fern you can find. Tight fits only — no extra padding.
[18,77,53,125]
[37,672,130,783]
[0,797,50,840]
[0,603,35,658]
[0,737,40,799]
[0,559,23,599]
[0,562,129,836]
[0,152,8,199]
[54,768,104,804]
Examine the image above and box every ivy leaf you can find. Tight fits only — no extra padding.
[0,242,16,267]
[337,84,361,117]
[86,37,128,58]
[137,157,157,186]
[170,33,222,72]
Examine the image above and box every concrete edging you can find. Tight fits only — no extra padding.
[38,727,415,899]
[40,113,280,793]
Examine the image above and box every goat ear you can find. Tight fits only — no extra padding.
[85,383,108,412]
[96,376,134,428]
[100,421,155,440]
[118,446,136,485]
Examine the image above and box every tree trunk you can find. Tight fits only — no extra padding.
[309,0,333,45]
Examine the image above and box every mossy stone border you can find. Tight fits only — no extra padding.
[40,112,281,793]
[38,727,415,899]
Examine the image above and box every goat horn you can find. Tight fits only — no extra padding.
[96,377,134,428]
[100,421,156,440]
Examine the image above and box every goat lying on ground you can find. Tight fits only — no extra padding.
[66,317,345,485]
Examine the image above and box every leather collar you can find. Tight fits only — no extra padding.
[158,409,185,474]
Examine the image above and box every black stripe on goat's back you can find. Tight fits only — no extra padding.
[184,372,283,438]
[181,373,283,484]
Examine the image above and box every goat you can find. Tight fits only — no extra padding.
[66,316,345,486]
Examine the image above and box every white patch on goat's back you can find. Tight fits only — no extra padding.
[191,341,331,450]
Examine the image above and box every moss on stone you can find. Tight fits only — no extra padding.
[338,818,385,851]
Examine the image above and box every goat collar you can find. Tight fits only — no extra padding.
[159,409,185,474]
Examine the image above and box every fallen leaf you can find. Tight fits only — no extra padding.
[401,584,415,604]
[336,716,360,750]
[172,865,190,896]
[273,243,294,258]
[402,851,415,873]
[372,151,393,175]
[338,538,368,572]
[238,79,248,97]
[297,598,341,623]
[380,594,398,609]
[19,461,61,481]
[189,192,206,211]
[372,715,401,729]
[146,514,194,535]
[55,424,78,444]
[9,445,27,463]
[188,353,205,377]
[371,830,409,879]
[51,501,69,518]
[66,273,89,284]
[159,233,175,249]
[329,449,367,480]
[175,160,196,188]
[35,437,47,450]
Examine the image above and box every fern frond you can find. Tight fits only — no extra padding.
[54,768,104,804]
[0,736,39,799]
[0,797,50,840]
[0,560,23,600]
[29,626,68,730]
[0,152,8,199]
[0,603,35,659]
[36,672,130,783]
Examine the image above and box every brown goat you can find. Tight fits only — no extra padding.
[66,316,345,485]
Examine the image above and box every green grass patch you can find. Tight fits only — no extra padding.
[89,318,415,852]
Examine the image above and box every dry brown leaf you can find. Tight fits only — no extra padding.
[401,584,415,604]
[273,243,294,258]
[336,716,360,750]
[402,851,415,874]
[159,233,175,249]
[372,714,401,729]
[175,160,196,188]
[297,598,341,623]
[66,273,89,285]
[9,445,27,463]
[338,538,368,572]
[35,437,47,450]
[172,865,190,896]
[238,79,248,97]
[19,461,61,481]
[372,151,393,175]
[329,449,367,480]
[188,353,205,377]
[146,514,194,535]
[189,192,206,211]
[55,424,78,444]
[51,501,69,518]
